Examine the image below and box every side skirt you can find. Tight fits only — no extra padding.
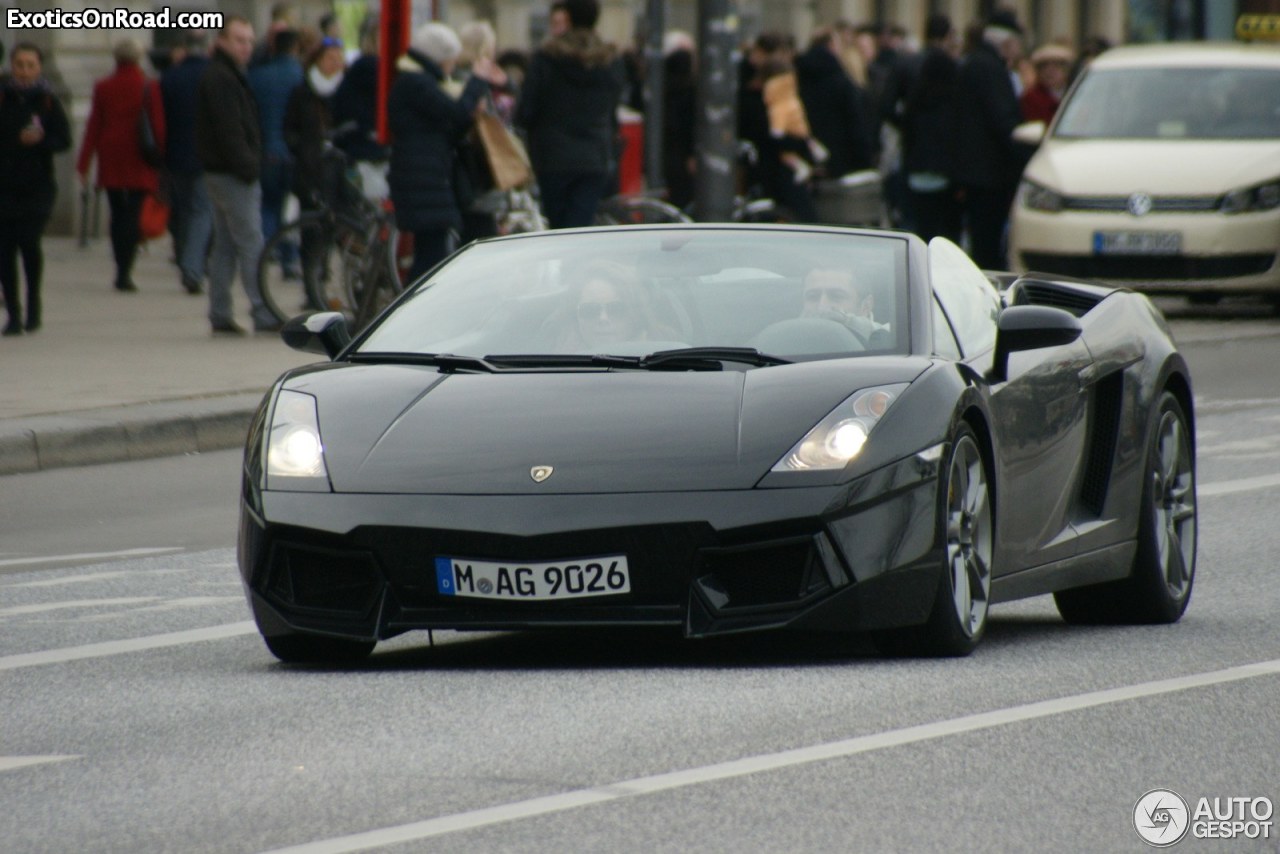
[991,540,1136,604]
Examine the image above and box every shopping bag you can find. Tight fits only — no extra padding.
[475,109,532,191]
[139,192,169,241]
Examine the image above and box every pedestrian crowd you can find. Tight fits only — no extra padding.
[0,1,1111,337]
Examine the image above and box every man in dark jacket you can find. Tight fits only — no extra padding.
[197,16,277,334]
[161,29,212,295]
[517,0,624,229]
[951,14,1024,269]
[388,22,495,280]
[794,29,874,178]
[902,14,961,243]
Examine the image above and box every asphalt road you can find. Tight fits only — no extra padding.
[3,310,1280,853]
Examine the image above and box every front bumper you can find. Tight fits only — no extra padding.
[238,452,944,642]
[1008,206,1280,293]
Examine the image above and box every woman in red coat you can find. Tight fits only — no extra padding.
[76,38,166,292]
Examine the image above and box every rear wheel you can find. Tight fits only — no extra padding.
[878,423,992,657]
[1055,391,1196,624]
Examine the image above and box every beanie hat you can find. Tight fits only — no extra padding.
[410,22,461,66]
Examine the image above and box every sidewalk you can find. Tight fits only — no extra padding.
[0,235,316,476]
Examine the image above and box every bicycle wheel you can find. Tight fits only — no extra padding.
[258,215,326,323]
[344,213,405,330]
[594,195,692,226]
[308,217,373,317]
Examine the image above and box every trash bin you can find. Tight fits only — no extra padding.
[617,107,644,195]
[812,170,885,227]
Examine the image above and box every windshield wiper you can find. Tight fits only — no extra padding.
[346,352,500,373]
[639,347,791,368]
[481,353,643,369]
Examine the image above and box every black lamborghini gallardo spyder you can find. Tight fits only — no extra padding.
[238,225,1196,661]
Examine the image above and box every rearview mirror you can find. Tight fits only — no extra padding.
[281,312,351,358]
[990,305,1082,381]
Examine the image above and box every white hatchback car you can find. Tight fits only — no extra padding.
[1008,43,1280,302]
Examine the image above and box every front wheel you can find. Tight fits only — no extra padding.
[1055,391,1196,624]
[261,629,376,664]
[878,424,993,657]
[258,214,330,323]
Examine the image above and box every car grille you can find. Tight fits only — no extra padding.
[265,541,384,617]
[1021,252,1275,281]
[1060,195,1220,213]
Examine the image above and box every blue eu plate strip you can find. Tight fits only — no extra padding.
[435,557,456,596]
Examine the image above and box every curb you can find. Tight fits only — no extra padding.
[0,392,266,476]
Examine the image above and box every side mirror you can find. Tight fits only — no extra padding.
[990,305,1082,382]
[1012,120,1047,147]
[281,312,351,358]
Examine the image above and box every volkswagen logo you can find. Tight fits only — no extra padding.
[530,465,554,483]
[1127,192,1154,217]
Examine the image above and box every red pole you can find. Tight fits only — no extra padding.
[377,0,412,145]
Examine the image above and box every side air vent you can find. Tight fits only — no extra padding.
[1010,281,1104,317]
[1079,372,1124,516]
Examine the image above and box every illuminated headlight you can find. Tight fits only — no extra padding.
[771,384,908,472]
[266,390,329,482]
[1221,178,1280,214]
[1019,179,1064,212]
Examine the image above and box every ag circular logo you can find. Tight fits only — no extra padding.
[1134,789,1191,847]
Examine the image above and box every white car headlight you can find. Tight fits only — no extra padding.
[1221,177,1280,214]
[267,390,329,482]
[1019,179,1064,212]
[771,384,908,472]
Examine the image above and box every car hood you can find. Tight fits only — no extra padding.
[282,359,931,494]
[1027,138,1280,196]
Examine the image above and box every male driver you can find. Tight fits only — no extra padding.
[801,267,885,342]
[196,16,279,334]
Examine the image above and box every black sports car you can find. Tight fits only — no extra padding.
[237,225,1197,662]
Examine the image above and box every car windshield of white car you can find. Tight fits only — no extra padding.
[1056,66,1280,140]
[355,229,910,365]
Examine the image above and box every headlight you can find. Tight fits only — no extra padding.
[771,384,908,472]
[1221,177,1280,214]
[266,390,329,485]
[1019,179,1064,212]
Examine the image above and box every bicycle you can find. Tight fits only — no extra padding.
[594,192,692,225]
[257,147,408,327]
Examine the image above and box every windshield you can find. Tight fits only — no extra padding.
[1055,66,1280,139]
[356,229,910,362]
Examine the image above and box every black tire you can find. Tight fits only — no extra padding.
[877,423,993,657]
[1055,391,1196,624]
[261,630,376,664]
[258,214,331,323]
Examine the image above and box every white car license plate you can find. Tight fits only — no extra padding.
[1093,230,1182,255]
[435,555,631,601]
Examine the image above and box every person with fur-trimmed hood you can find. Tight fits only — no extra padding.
[517,0,625,229]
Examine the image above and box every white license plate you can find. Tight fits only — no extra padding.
[435,555,631,601]
[1093,231,1182,255]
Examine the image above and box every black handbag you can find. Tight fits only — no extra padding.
[137,82,163,168]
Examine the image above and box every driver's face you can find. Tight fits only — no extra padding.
[802,270,867,317]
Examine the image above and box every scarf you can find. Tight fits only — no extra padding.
[309,65,343,98]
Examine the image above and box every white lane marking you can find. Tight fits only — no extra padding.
[1,568,187,589]
[71,597,245,621]
[0,548,182,569]
[0,597,159,617]
[1199,472,1280,498]
[263,657,1280,854]
[0,622,256,671]
[0,755,81,773]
